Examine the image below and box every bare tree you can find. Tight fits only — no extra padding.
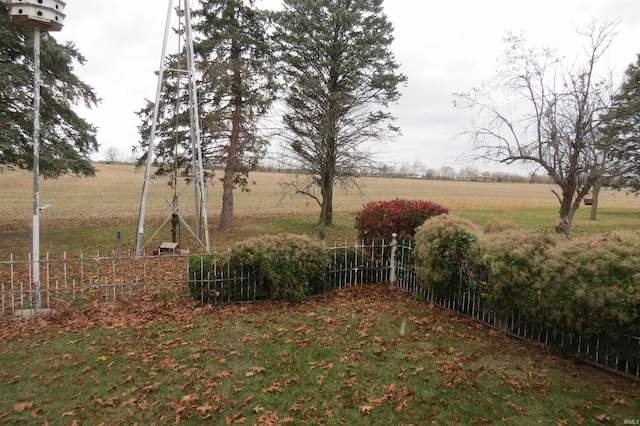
[437,166,456,180]
[455,21,618,235]
[104,146,120,164]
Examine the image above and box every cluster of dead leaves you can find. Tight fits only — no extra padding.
[1,283,639,425]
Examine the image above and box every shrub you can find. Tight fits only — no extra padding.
[413,214,481,300]
[355,199,449,244]
[188,234,330,303]
[479,230,558,328]
[535,231,640,337]
[413,217,640,363]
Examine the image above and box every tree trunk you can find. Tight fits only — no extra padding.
[325,195,333,225]
[219,162,235,231]
[555,196,580,236]
[219,50,243,232]
[318,170,333,239]
[590,184,601,221]
[318,198,327,240]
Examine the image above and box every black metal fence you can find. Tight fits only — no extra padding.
[1,237,638,380]
[391,238,640,381]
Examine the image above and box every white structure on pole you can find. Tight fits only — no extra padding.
[135,0,210,256]
[9,0,66,314]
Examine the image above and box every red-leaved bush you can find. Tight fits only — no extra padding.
[355,199,449,243]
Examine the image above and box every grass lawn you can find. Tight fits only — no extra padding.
[0,285,638,425]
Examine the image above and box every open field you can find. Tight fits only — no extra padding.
[1,163,640,255]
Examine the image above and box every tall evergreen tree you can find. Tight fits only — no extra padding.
[135,0,276,232]
[195,0,277,231]
[274,0,406,239]
[601,55,640,193]
[0,4,99,178]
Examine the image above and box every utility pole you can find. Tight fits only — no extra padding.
[8,0,66,314]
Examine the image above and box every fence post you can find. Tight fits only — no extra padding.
[389,233,397,284]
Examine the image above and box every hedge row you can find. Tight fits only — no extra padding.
[414,214,640,339]
[188,234,330,303]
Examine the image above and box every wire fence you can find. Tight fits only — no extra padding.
[1,237,638,380]
[391,239,640,381]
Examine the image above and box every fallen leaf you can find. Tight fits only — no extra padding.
[14,402,33,412]
[196,403,213,413]
[181,394,199,404]
[120,397,137,407]
[245,366,266,377]
[534,383,551,394]
[612,397,625,406]
[507,402,526,415]
[262,381,282,393]
[142,382,161,396]
[289,402,301,412]
[359,404,373,415]
[166,401,186,414]
[96,355,108,362]
[596,413,614,422]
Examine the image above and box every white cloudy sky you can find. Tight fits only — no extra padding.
[51,0,640,173]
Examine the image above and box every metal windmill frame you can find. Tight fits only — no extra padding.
[135,0,210,256]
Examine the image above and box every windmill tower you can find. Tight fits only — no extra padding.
[136,0,210,256]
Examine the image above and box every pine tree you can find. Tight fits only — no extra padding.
[602,55,640,193]
[274,0,406,239]
[195,0,277,231]
[0,4,99,178]
[135,0,276,232]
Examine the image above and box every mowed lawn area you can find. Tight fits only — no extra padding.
[1,284,639,425]
[2,162,640,255]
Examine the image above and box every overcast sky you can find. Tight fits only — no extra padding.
[51,0,640,173]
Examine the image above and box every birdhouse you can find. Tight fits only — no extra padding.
[157,242,180,256]
[9,0,66,32]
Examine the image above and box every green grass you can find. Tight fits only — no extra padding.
[3,207,640,257]
[456,207,640,236]
[0,285,638,425]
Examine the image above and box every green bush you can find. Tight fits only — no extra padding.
[413,217,640,340]
[355,199,449,244]
[413,214,481,300]
[535,232,640,337]
[188,234,330,303]
[479,230,558,328]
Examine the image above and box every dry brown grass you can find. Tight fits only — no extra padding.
[2,163,640,231]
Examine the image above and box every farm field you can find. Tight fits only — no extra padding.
[1,162,640,255]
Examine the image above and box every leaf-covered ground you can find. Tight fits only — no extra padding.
[0,284,638,425]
